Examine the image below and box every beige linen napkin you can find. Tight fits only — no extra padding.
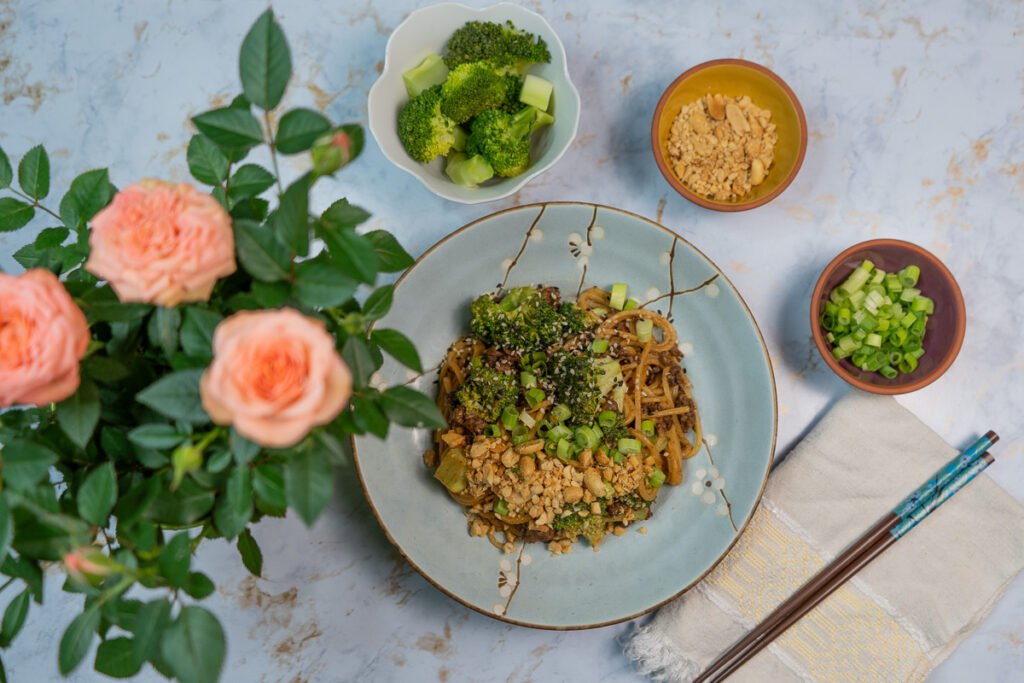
[626,391,1024,682]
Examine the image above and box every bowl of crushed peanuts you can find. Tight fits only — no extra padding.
[651,58,806,211]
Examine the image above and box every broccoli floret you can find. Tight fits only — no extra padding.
[439,62,511,124]
[444,20,552,71]
[558,303,589,337]
[397,85,456,163]
[456,365,518,422]
[466,107,537,178]
[548,350,601,425]
[470,287,581,353]
[551,511,607,546]
[599,413,630,449]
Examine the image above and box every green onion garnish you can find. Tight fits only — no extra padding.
[485,424,502,437]
[511,425,531,445]
[494,499,509,516]
[598,410,618,429]
[525,387,546,409]
[647,468,666,489]
[520,371,537,388]
[623,298,639,311]
[574,426,600,450]
[636,319,654,343]
[519,410,536,428]
[591,339,609,354]
[609,283,628,310]
[618,438,641,454]
[610,449,624,464]
[550,404,571,423]
[547,424,572,442]
[641,419,655,437]
[555,438,573,461]
[500,405,518,430]
[821,261,933,379]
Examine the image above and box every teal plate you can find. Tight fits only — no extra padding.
[353,202,777,629]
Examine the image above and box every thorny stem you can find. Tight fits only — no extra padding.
[264,111,284,195]
[9,186,62,222]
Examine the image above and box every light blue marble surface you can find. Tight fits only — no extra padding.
[2,0,1023,681]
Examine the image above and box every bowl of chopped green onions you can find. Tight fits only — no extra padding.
[810,239,965,394]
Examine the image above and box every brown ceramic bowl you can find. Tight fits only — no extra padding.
[651,58,807,212]
[810,239,966,395]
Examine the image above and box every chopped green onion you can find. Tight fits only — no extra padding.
[610,449,624,464]
[500,405,518,430]
[520,371,537,388]
[591,338,610,354]
[899,265,920,287]
[636,319,654,343]
[618,438,641,454]
[519,411,536,428]
[536,419,551,437]
[556,438,573,461]
[839,263,873,294]
[837,308,852,326]
[494,499,509,516]
[550,404,571,423]
[547,424,572,442]
[485,424,502,437]
[623,298,639,311]
[838,335,859,353]
[598,410,618,429]
[525,387,546,409]
[880,365,898,379]
[574,426,600,450]
[511,425,531,445]
[641,419,655,437]
[609,283,628,310]
[898,353,919,374]
[899,287,920,303]
[865,333,882,348]
[900,312,917,328]
[647,468,666,489]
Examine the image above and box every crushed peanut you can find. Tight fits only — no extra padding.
[667,93,777,201]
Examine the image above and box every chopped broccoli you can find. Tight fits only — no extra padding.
[456,365,518,423]
[444,20,552,71]
[551,511,607,546]
[599,412,630,449]
[397,84,456,163]
[548,350,602,425]
[440,62,511,124]
[470,287,581,353]
[466,107,537,177]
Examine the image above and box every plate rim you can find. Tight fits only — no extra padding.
[352,201,778,630]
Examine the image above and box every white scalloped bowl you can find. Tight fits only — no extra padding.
[367,2,581,204]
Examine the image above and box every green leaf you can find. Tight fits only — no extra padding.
[229,429,260,465]
[77,462,117,526]
[253,464,286,512]
[35,225,69,248]
[351,395,389,440]
[293,255,357,308]
[0,145,11,188]
[179,307,223,360]
[227,164,275,201]
[236,528,263,577]
[230,196,270,222]
[131,599,171,669]
[0,496,11,560]
[371,328,423,373]
[192,107,264,149]
[127,424,184,450]
[362,285,394,321]
[342,336,381,388]
[186,135,230,186]
[0,590,30,646]
[158,531,191,588]
[321,198,371,230]
[214,465,252,539]
[17,145,49,199]
[365,230,414,272]
[285,446,333,526]
[234,219,290,282]
[319,225,378,284]
[136,369,208,423]
[59,604,100,675]
[81,286,151,322]
[0,198,34,232]
[1,440,57,491]
[59,169,116,229]
[239,8,292,110]
[276,108,331,153]
[379,386,446,428]
[161,606,225,683]
[94,637,141,678]
[56,380,101,449]
[145,476,215,526]
[184,572,215,600]
[147,307,181,357]
[205,448,232,474]
[273,174,310,256]
[102,598,142,631]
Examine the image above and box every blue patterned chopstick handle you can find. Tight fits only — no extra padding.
[890,455,993,539]
[891,432,996,519]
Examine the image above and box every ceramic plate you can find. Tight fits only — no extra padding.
[353,202,777,628]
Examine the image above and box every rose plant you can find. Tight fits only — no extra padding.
[0,10,443,682]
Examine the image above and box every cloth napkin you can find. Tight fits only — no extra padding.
[625,391,1024,682]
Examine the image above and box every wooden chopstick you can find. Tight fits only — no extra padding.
[694,431,999,683]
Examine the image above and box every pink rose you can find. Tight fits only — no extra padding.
[311,128,354,176]
[0,269,90,407]
[85,180,235,307]
[200,308,352,448]
[64,548,119,587]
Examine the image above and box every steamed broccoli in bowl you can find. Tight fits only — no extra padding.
[396,19,556,187]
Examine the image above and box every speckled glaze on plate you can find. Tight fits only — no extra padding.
[352,202,777,629]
